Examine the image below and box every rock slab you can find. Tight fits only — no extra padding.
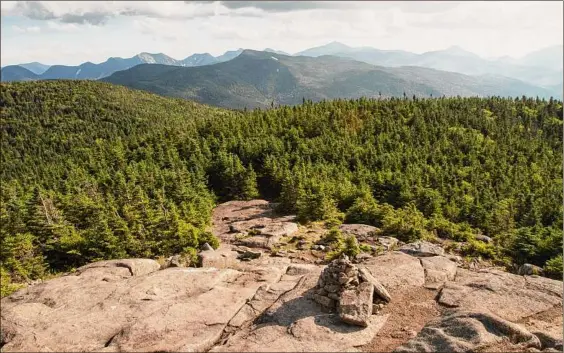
[339,282,374,327]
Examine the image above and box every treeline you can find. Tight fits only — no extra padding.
[1,81,562,295]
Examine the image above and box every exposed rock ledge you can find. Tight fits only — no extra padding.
[1,200,562,352]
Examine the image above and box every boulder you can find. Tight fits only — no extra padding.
[358,267,391,303]
[394,310,541,352]
[399,241,445,257]
[77,259,160,277]
[475,234,493,243]
[376,236,399,251]
[201,242,215,251]
[339,224,380,241]
[518,263,544,276]
[199,249,238,268]
[437,268,562,322]
[287,264,318,276]
[421,256,458,288]
[362,252,425,290]
[339,282,374,327]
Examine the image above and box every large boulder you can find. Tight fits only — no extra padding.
[437,268,562,322]
[362,252,425,290]
[399,241,445,257]
[420,256,458,289]
[394,310,541,352]
[339,224,380,241]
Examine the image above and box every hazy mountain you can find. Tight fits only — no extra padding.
[103,50,555,110]
[265,48,290,55]
[294,41,354,57]
[1,65,39,82]
[294,42,563,89]
[216,49,245,63]
[18,62,51,75]
[515,45,563,70]
[3,49,245,82]
[180,53,219,67]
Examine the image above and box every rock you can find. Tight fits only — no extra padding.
[376,236,399,251]
[201,242,214,251]
[339,282,374,327]
[286,264,317,276]
[297,240,308,250]
[421,256,458,289]
[199,248,238,268]
[362,252,425,290]
[358,267,391,303]
[237,249,262,261]
[213,312,389,352]
[519,263,544,276]
[394,310,541,352]
[164,254,183,268]
[339,224,380,241]
[77,258,161,277]
[312,244,326,251]
[475,234,493,243]
[261,222,299,238]
[399,241,445,257]
[447,255,462,263]
[0,262,286,352]
[354,253,373,263]
[437,268,562,322]
[324,284,340,293]
[313,294,336,308]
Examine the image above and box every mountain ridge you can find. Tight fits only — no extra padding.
[102,49,557,110]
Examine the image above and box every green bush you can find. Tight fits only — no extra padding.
[544,254,563,279]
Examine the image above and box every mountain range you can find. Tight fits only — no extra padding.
[0,49,245,82]
[2,42,562,106]
[102,50,556,109]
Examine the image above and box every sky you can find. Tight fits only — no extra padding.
[1,1,563,66]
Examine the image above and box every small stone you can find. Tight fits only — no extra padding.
[328,292,340,301]
[359,268,391,303]
[201,243,214,251]
[313,294,335,308]
[372,304,379,314]
[324,284,340,293]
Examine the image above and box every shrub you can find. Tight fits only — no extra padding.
[544,254,563,279]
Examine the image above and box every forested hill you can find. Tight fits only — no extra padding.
[102,50,555,109]
[1,81,562,296]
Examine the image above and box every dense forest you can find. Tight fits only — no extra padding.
[1,81,562,296]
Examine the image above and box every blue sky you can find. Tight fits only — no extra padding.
[1,1,562,66]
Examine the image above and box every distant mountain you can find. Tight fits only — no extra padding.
[103,50,555,110]
[1,65,39,82]
[294,41,354,57]
[18,62,51,75]
[180,53,219,67]
[264,48,290,55]
[216,49,245,63]
[515,45,563,70]
[4,50,245,82]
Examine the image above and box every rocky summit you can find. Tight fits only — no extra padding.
[1,200,562,352]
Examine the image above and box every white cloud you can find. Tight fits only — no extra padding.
[1,1,561,65]
[11,24,40,33]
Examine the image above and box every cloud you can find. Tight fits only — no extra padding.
[216,1,344,13]
[11,24,41,33]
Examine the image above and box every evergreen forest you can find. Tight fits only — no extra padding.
[1,81,562,296]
